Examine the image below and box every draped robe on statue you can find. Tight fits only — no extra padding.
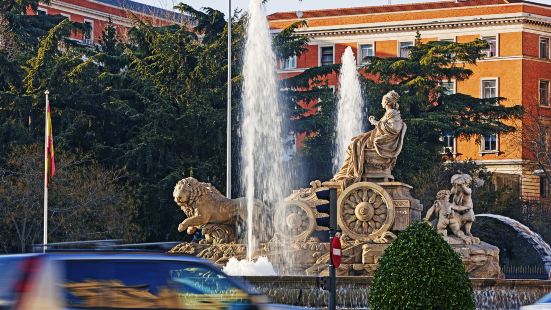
[334,109,407,181]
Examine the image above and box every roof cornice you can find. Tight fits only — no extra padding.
[48,0,182,25]
[49,0,132,25]
[285,16,551,37]
[268,1,551,21]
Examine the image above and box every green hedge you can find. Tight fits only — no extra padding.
[369,222,475,310]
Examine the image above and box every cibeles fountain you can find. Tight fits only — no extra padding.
[167,0,551,307]
[170,88,501,278]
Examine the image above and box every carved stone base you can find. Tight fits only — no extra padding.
[452,241,502,278]
[379,182,423,232]
[300,239,501,278]
[260,238,330,275]
[169,243,246,265]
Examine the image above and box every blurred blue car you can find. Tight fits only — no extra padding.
[0,252,305,310]
[520,293,551,310]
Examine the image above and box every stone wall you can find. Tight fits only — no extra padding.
[246,276,551,309]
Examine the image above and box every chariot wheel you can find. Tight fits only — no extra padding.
[274,200,316,241]
[337,182,395,242]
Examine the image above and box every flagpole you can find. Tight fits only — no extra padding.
[226,0,232,199]
[43,90,49,253]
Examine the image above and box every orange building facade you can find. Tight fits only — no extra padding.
[269,0,551,200]
[27,0,186,45]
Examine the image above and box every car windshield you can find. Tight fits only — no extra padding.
[61,259,255,309]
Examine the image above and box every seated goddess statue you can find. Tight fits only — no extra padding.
[334,90,406,182]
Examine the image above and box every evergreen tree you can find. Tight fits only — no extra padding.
[369,222,475,310]
[0,3,312,245]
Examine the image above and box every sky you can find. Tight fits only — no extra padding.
[133,0,551,14]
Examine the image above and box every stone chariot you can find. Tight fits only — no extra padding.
[275,91,421,244]
[275,180,422,244]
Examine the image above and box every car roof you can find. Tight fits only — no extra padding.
[45,252,211,263]
[0,253,43,259]
[0,252,212,265]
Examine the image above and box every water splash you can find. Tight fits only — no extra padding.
[477,214,551,274]
[223,256,277,276]
[333,46,364,173]
[240,0,288,261]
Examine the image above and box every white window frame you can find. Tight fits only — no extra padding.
[481,34,499,58]
[357,42,375,65]
[480,78,499,100]
[440,81,456,157]
[440,132,457,156]
[318,45,335,66]
[281,55,297,70]
[83,19,94,45]
[398,41,414,58]
[539,79,550,107]
[37,8,47,15]
[540,36,550,60]
[439,37,456,43]
[480,134,499,153]
[440,80,456,95]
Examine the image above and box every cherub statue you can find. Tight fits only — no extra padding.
[450,173,479,243]
[424,190,455,236]
[424,190,471,243]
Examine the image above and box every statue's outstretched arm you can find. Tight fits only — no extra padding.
[368,116,379,126]
[424,203,437,222]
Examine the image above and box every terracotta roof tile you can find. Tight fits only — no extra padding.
[267,0,539,21]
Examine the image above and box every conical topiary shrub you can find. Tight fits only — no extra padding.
[369,222,475,310]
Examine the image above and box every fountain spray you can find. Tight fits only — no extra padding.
[240,0,288,261]
[333,46,364,174]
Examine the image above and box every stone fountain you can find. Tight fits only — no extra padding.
[165,1,551,307]
[169,90,501,279]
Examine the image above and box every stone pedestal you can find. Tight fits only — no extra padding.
[452,241,502,278]
[380,182,422,233]
[299,239,501,278]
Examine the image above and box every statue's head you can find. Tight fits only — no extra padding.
[436,189,451,200]
[173,177,222,210]
[173,177,197,208]
[451,173,472,186]
[381,90,400,109]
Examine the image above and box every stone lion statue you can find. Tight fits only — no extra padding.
[173,177,271,244]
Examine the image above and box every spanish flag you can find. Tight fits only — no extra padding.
[45,95,55,187]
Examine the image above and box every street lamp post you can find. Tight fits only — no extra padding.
[226,0,232,198]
